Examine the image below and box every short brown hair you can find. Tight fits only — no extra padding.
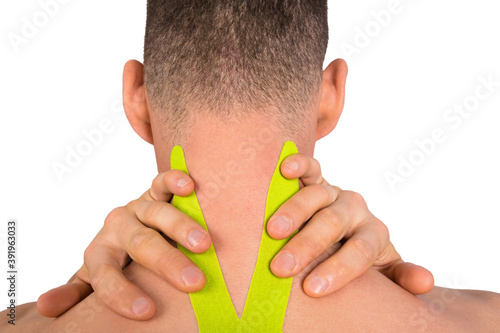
[144,0,328,141]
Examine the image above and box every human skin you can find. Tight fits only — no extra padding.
[36,154,433,320]
[35,59,432,321]
[2,57,499,332]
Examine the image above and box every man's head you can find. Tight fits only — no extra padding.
[143,0,328,142]
[123,0,348,170]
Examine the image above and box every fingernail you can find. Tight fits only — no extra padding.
[187,230,207,248]
[181,266,204,286]
[271,216,291,234]
[275,253,295,272]
[177,177,190,187]
[132,297,151,316]
[283,161,299,171]
[308,276,328,295]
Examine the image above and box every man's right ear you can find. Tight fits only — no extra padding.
[123,60,154,144]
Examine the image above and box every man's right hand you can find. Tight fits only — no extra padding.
[37,154,433,321]
[37,169,212,320]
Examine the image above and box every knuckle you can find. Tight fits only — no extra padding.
[344,191,367,208]
[93,267,125,305]
[152,171,168,189]
[322,185,336,204]
[373,218,390,239]
[162,207,185,233]
[83,238,109,265]
[90,263,113,289]
[104,207,127,228]
[129,228,160,254]
[331,185,342,193]
[150,175,159,189]
[76,267,90,283]
[155,249,184,271]
[143,201,166,221]
[83,243,97,264]
[352,238,374,263]
[315,184,332,203]
[317,208,343,233]
[306,184,331,207]
[297,235,325,257]
[169,214,188,238]
[126,199,138,212]
[279,195,305,220]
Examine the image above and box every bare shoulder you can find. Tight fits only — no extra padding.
[286,269,500,333]
[0,302,53,332]
[418,286,500,332]
[44,262,198,333]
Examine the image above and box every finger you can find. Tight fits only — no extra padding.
[280,153,329,186]
[302,220,388,297]
[270,202,351,278]
[134,200,211,253]
[37,277,93,318]
[385,261,434,295]
[139,169,195,203]
[75,264,91,285]
[85,243,156,320]
[117,211,206,292]
[267,183,341,239]
[102,207,207,292]
[64,264,90,285]
[270,190,359,277]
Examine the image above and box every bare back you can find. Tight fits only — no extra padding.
[6,249,500,333]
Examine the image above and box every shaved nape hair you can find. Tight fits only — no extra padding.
[144,0,329,142]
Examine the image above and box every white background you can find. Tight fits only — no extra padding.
[0,0,499,306]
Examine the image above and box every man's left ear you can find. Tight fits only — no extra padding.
[316,58,348,141]
[123,60,154,144]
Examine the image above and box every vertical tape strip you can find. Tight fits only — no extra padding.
[171,145,239,329]
[171,141,299,332]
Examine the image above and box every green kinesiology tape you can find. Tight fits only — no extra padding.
[171,141,299,333]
